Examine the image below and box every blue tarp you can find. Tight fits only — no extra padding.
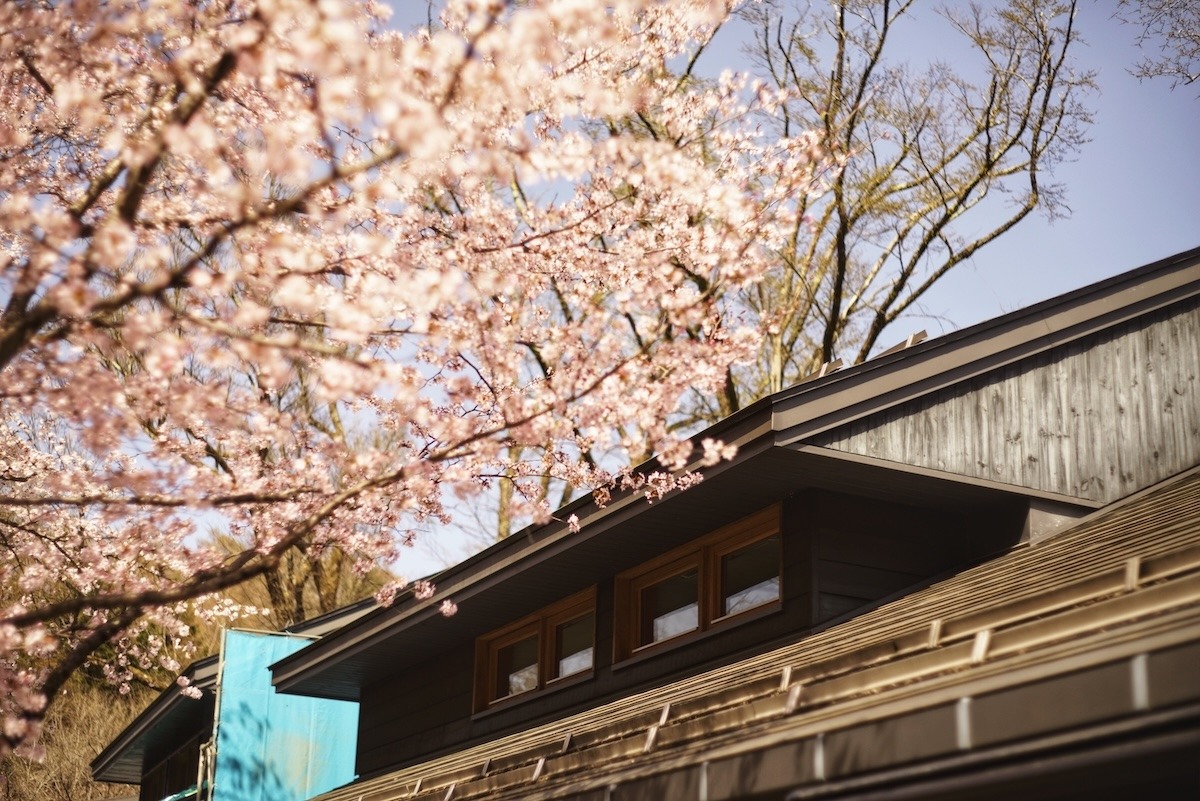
[212,630,358,801]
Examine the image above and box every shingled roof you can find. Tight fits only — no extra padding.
[311,467,1200,801]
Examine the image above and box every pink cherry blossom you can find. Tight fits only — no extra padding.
[0,0,829,757]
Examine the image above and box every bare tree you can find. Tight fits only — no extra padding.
[682,0,1094,423]
[1117,0,1200,88]
[212,533,392,630]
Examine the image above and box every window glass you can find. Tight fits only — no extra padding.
[554,612,594,679]
[612,506,781,663]
[721,534,780,616]
[639,568,699,645]
[494,633,538,700]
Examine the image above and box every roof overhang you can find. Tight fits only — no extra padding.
[272,445,1092,701]
[91,656,218,785]
[271,247,1200,702]
[767,245,1200,445]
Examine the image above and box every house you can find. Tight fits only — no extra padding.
[267,247,1200,800]
[91,602,372,801]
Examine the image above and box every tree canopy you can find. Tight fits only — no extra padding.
[688,0,1094,421]
[0,0,829,756]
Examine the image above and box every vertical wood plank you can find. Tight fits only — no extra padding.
[782,492,816,630]
[811,298,1200,504]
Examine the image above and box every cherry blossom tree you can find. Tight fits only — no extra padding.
[481,0,1094,536]
[0,0,829,757]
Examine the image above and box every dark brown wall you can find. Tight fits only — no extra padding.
[139,729,206,801]
[803,491,999,623]
[355,526,813,777]
[354,490,1021,777]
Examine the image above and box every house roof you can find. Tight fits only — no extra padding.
[90,655,219,785]
[271,246,1200,702]
[90,599,376,785]
[309,465,1200,801]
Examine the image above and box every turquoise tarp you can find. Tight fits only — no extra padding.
[212,630,358,801]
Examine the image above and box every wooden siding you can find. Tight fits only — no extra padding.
[812,297,1200,504]
[355,536,815,777]
[139,730,204,801]
[354,491,1020,776]
[799,491,1009,624]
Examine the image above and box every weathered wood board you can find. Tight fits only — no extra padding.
[813,298,1200,504]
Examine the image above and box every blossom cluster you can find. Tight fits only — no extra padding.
[0,0,828,755]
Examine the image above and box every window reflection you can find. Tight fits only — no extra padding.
[639,568,699,645]
[494,634,538,700]
[554,612,594,679]
[721,534,781,616]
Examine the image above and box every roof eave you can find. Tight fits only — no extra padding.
[769,245,1200,443]
[270,424,780,696]
[271,245,1200,698]
[90,655,219,784]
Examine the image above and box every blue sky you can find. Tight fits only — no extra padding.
[386,0,1200,576]
[683,1,1200,336]
[891,5,1199,333]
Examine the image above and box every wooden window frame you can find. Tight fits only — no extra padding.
[473,587,595,713]
[483,621,540,703]
[709,526,783,624]
[614,505,781,662]
[628,552,703,651]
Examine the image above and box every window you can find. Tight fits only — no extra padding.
[717,532,781,618]
[474,588,595,711]
[640,565,699,643]
[492,627,539,699]
[614,505,782,661]
[627,555,702,649]
[553,611,595,679]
